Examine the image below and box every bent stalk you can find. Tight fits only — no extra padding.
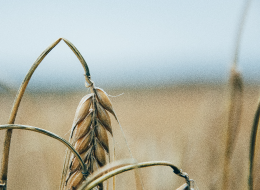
[0,38,91,190]
[0,124,87,174]
[248,100,260,190]
[78,161,191,190]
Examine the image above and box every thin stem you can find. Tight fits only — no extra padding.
[78,161,190,190]
[233,0,252,67]
[0,38,91,189]
[248,101,260,190]
[222,67,243,190]
[0,38,62,190]
[62,38,91,79]
[0,124,87,174]
[222,0,251,188]
[84,159,137,185]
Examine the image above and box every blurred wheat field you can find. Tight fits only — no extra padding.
[0,84,259,190]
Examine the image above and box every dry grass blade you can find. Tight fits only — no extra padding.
[248,100,260,190]
[221,0,251,189]
[227,67,243,156]
[176,184,189,190]
[222,66,243,189]
[83,159,137,185]
[0,124,87,173]
[232,0,252,67]
[77,161,190,190]
[0,38,93,190]
[0,38,63,190]
[62,38,91,79]
[61,84,117,190]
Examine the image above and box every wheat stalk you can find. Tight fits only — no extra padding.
[77,161,192,190]
[0,38,91,190]
[0,124,87,172]
[222,66,243,189]
[248,100,260,190]
[0,37,193,190]
[0,37,134,190]
[221,0,252,189]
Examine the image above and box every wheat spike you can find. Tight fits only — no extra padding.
[63,85,115,190]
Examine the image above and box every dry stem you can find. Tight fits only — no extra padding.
[222,66,243,189]
[0,38,91,190]
[77,161,190,190]
[0,124,87,173]
[248,100,260,190]
[222,0,251,188]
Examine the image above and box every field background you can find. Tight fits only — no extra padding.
[0,84,260,190]
[0,0,259,189]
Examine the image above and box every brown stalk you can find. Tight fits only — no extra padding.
[221,0,252,189]
[0,38,91,190]
[248,100,260,190]
[0,124,87,173]
[83,159,137,185]
[222,66,243,190]
[175,184,189,190]
[233,0,252,67]
[77,161,191,190]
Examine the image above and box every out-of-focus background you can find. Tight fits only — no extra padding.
[0,0,260,189]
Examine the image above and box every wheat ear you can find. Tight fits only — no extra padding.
[61,80,117,190]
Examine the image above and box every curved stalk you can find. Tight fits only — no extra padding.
[78,161,191,190]
[0,38,92,189]
[82,159,138,185]
[62,38,90,79]
[248,101,260,190]
[0,124,87,174]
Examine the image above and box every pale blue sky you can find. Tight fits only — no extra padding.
[0,0,259,90]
